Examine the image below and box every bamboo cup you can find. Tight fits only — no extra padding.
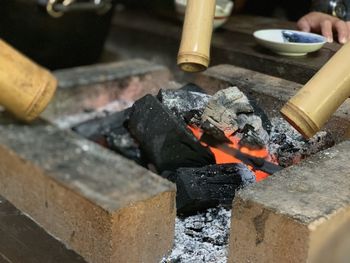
[281,42,350,139]
[0,39,57,122]
[177,0,216,72]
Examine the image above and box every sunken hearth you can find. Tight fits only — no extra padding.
[72,83,334,217]
[1,60,348,263]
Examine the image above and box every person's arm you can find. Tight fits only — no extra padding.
[297,12,350,43]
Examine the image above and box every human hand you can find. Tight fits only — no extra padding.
[297,11,350,44]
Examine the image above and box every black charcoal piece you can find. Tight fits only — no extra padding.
[128,95,215,173]
[72,108,144,164]
[72,108,131,141]
[104,128,144,166]
[157,88,211,119]
[175,163,255,216]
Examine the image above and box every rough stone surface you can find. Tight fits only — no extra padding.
[0,115,176,263]
[229,140,350,263]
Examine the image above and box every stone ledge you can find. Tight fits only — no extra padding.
[228,140,350,263]
[43,59,172,122]
[0,116,176,263]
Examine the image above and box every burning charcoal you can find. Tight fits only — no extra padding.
[157,88,211,119]
[201,86,254,135]
[269,118,335,167]
[239,124,267,150]
[128,95,215,173]
[173,163,256,216]
[201,120,231,143]
[276,131,335,168]
[237,114,269,145]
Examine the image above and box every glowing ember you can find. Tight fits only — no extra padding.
[188,125,276,181]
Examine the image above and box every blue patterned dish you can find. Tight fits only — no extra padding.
[253,29,327,56]
[282,30,325,43]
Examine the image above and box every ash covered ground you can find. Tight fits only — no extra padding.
[161,207,231,263]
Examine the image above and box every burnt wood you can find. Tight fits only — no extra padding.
[128,95,215,172]
[173,163,255,216]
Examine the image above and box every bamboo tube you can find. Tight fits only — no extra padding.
[281,42,350,138]
[177,0,216,72]
[0,39,57,122]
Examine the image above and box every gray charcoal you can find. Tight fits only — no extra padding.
[157,88,211,119]
[201,87,254,135]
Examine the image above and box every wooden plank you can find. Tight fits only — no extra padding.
[109,11,341,84]
[222,15,297,34]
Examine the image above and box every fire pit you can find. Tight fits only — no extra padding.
[1,60,349,263]
[65,69,337,263]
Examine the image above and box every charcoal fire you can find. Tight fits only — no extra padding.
[69,83,335,215]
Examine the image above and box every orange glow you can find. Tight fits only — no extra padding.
[188,125,275,182]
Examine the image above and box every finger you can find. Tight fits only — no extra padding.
[297,17,311,32]
[334,20,348,43]
[321,20,333,42]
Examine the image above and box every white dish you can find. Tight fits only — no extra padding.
[253,29,327,56]
[175,0,234,29]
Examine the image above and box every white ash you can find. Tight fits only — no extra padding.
[161,207,231,263]
[269,117,334,167]
[52,100,133,129]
